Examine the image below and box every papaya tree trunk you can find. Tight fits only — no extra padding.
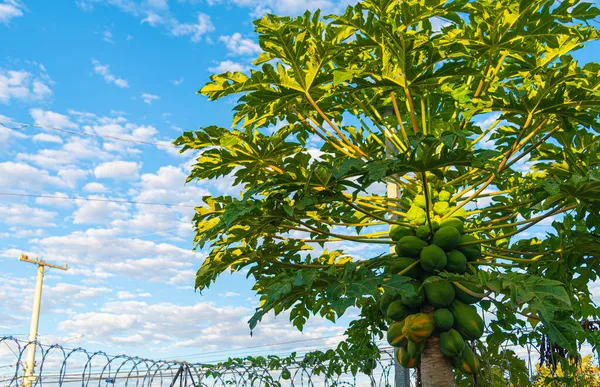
[421,306,454,387]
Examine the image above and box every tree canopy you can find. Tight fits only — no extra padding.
[176,0,600,381]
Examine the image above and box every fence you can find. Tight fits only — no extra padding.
[0,336,403,387]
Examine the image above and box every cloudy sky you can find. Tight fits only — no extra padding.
[0,0,364,364]
[1,0,600,373]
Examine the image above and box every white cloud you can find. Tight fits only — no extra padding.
[94,161,140,180]
[77,1,214,42]
[0,204,57,227]
[0,114,27,144]
[141,93,160,104]
[103,26,113,43]
[172,77,184,86]
[0,162,66,189]
[30,108,78,129]
[83,182,108,193]
[170,12,214,42]
[58,167,89,188]
[208,60,250,73]
[0,1,24,25]
[0,68,53,104]
[219,33,261,56]
[18,137,109,170]
[207,0,356,18]
[32,133,63,143]
[117,291,136,299]
[71,195,130,224]
[91,59,129,88]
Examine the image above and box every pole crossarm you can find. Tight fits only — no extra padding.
[19,254,68,271]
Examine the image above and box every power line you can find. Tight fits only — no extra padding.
[0,120,176,148]
[0,192,197,209]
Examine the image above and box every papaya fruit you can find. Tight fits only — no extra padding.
[405,206,426,222]
[457,235,482,261]
[456,345,480,374]
[396,347,419,368]
[433,201,450,216]
[387,320,408,347]
[424,279,456,308]
[403,313,435,343]
[438,190,451,202]
[413,195,426,209]
[445,250,467,273]
[407,340,426,358]
[388,257,422,279]
[450,300,484,340]
[414,216,427,226]
[389,225,415,241]
[395,236,428,258]
[432,226,461,251]
[439,218,464,233]
[387,300,414,321]
[379,291,397,314]
[431,220,440,232]
[439,328,465,358]
[433,308,454,331]
[401,281,425,308]
[454,282,484,304]
[415,225,431,240]
[448,206,467,219]
[420,244,447,272]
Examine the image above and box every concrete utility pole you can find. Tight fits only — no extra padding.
[382,106,411,387]
[20,254,67,387]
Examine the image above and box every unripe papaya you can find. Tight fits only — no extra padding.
[379,291,397,314]
[453,282,484,305]
[439,218,464,233]
[424,279,456,308]
[401,281,425,308]
[420,244,447,272]
[445,250,467,273]
[387,320,408,347]
[457,235,482,261]
[450,300,484,340]
[439,328,465,357]
[432,226,461,251]
[395,236,428,258]
[413,195,426,209]
[396,346,419,368]
[388,257,422,279]
[433,308,454,331]
[433,201,450,216]
[438,190,451,202]
[456,345,480,374]
[389,225,415,241]
[448,207,467,219]
[387,300,415,321]
[403,313,435,343]
[407,340,426,358]
[415,225,431,240]
[405,206,426,221]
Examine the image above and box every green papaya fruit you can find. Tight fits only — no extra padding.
[424,279,456,308]
[420,244,447,272]
[395,236,428,258]
[453,282,484,304]
[388,257,422,279]
[432,226,461,251]
[445,250,467,273]
[389,225,415,241]
[450,300,484,340]
[433,308,454,331]
[457,235,482,261]
[439,328,465,358]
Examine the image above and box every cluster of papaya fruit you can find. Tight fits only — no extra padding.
[381,187,485,374]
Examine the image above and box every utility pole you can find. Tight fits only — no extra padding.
[20,254,67,387]
[382,106,412,387]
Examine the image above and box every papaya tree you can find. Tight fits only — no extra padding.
[175,0,600,385]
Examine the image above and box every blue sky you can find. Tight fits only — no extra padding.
[0,0,361,363]
[1,0,600,369]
